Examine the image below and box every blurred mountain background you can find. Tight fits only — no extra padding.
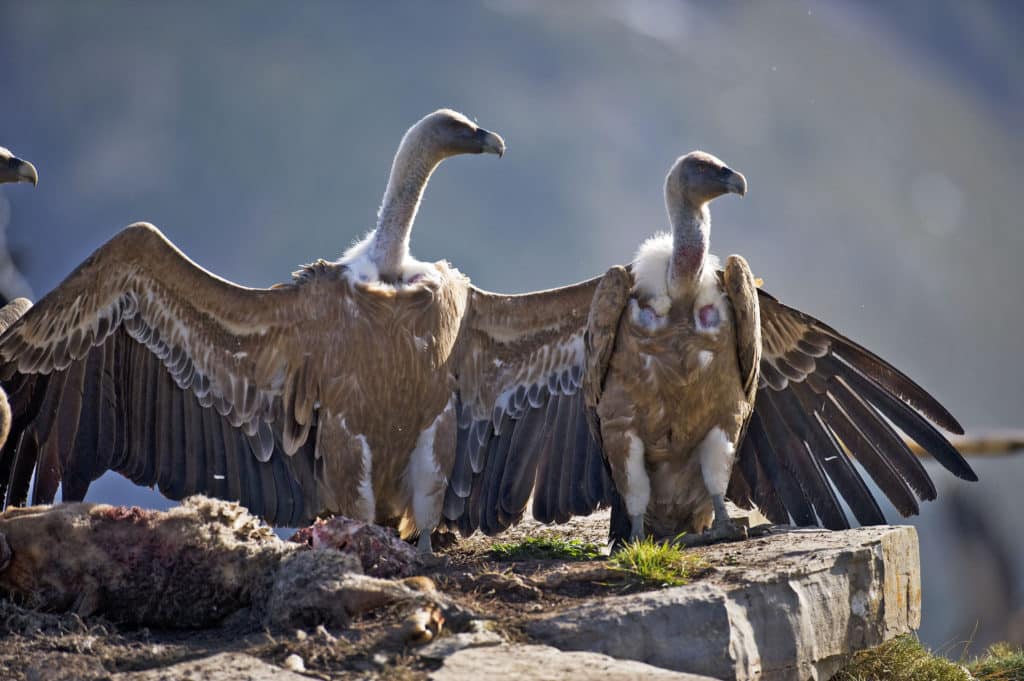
[1,0,1021,652]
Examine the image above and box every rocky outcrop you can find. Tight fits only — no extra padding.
[527,525,921,681]
[0,499,923,680]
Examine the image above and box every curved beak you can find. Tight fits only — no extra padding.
[475,128,506,158]
[3,155,38,186]
[722,167,746,197]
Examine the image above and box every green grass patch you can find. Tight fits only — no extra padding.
[609,537,707,587]
[487,535,603,561]
[835,635,1024,681]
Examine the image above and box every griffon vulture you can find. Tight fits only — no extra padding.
[0,148,37,448]
[443,151,975,544]
[0,110,527,553]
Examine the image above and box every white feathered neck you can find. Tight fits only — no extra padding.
[632,233,721,305]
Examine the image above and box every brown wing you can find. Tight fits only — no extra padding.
[0,223,349,526]
[722,256,761,403]
[583,266,633,443]
[730,287,974,530]
[442,275,617,536]
[717,256,766,513]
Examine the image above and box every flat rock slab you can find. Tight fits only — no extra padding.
[431,644,719,681]
[111,653,307,680]
[527,525,920,681]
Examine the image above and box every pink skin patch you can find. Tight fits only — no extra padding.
[698,304,720,329]
[406,274,424,284]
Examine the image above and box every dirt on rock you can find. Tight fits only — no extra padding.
[0,500,726,680]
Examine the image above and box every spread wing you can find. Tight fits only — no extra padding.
[442,276,617,536]
[0,223,346,526]
[728,287,975,529]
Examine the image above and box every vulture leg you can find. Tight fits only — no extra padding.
[602,425,649,541]
[409,401,456,557]
[678,427,747,547]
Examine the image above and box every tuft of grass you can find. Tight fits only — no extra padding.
[835,635,1024,681]
[835,635,970,681]
[488,535,603,561]
[969,642,1024,681]
[609,537,707,587]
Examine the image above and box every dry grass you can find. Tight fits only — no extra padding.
[835,635,1024,681]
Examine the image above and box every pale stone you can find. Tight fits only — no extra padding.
[113,653,308,680]
[418,630,506,660]
[430,643,719,681]
[527,525,921,681]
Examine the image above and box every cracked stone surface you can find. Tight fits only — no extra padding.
[429,644,720,681]
[526,525,921,681]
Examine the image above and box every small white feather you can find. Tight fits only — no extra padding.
[622,430,652,517]
[698,427,735,498]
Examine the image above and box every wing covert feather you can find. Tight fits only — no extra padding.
[583,266,632,443]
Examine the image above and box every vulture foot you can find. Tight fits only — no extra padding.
[416,552,450,569]
[415,533,450,568]
[674,517,749,548]
[629,514,646,542]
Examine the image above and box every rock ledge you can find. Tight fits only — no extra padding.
[526,525,921,681]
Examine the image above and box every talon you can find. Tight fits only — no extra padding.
[674,519,748,548]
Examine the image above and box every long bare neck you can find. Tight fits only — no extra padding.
[668,199,709,297]
[370,132,442,279]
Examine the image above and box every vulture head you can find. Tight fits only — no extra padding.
[0,147,38,186]
[407,109,505,161]
[666,150,746,210]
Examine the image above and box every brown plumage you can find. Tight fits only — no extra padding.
[444,277,616,534]
[445,151,975,544]
[0,110,511,553]
[586,153,759,541]
[0,114,636,553]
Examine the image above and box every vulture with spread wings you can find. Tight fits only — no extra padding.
[443,151,975,543]
[0,113,624,555]
[0,110,535,554]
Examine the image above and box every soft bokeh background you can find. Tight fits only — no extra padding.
[1,0,1021,652]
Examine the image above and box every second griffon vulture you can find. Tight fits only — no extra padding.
[0,110,613,554]
[442,151,975,543]
[0,146,38,449]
